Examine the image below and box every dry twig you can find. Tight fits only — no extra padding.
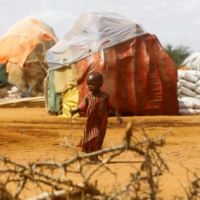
[1,122,198,200]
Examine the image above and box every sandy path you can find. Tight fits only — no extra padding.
[0,108,200,199]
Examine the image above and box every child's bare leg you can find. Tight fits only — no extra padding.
[90,149,101,163]
[85,147,91,153]
[86,148,101,163]
[86,147,95,161]
[93,154,101,162]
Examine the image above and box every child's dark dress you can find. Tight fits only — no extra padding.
[77,91,114,152]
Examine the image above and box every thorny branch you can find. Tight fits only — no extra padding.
[0,122,199,200]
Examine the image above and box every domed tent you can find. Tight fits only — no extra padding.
[0,17,58,96]
[46,12,178,116]
[179,52,200,70]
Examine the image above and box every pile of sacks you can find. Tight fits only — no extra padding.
[177,70,200,115]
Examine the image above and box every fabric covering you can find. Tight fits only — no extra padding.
[47,12,146,70]
[45,64,79,116]
[0,17,58,69]
[60,87,79,117]
[7,63,27,90]
[54,63,78,93]
[0,64,8,87]
[77,34,178,115]
[47,71,62,114]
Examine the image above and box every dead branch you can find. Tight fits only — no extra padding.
[0,121,198,200]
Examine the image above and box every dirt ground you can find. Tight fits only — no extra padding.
[0,107,200,199]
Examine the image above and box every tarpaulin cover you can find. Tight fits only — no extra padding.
[180,52,200,70]
[0,17,58,68]
[77,34,178,115]
[47,12,147,70]
[7,63,26,90]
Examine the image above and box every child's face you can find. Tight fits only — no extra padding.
[87,75,102,93]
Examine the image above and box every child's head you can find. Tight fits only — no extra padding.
[87,72,103,93]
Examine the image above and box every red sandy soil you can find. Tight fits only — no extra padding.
[0,107,200,199]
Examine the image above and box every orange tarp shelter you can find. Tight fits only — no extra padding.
[0,17,58,71]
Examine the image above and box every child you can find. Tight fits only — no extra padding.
[70,72,122,163]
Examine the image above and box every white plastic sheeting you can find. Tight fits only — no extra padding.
[180,52,200,70]
[47,12,147,70]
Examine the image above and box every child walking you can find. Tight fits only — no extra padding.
[70,72,122,163]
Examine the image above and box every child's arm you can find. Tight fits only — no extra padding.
[110,106,123,124]
[70,108,82,116]
[71,95,88,116]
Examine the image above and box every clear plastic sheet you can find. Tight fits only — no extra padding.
[47,12,146,70]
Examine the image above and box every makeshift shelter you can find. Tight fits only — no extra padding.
[0,17,58,96]
[179,52,200,70]
[46,12,178,116]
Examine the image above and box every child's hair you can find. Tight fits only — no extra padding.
[88,72,103,83]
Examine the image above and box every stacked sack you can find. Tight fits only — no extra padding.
[177,70,200,115]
